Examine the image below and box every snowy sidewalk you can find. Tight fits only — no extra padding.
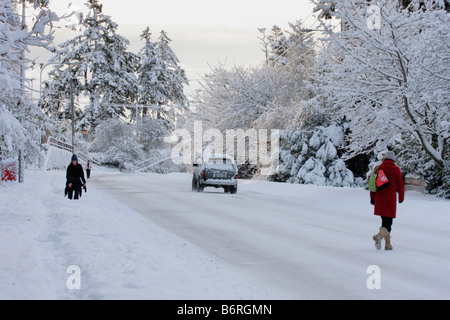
[0,170,282,299]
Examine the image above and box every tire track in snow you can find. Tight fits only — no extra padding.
[94,173,450,299]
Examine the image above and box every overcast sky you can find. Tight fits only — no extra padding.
[29,0,317,98]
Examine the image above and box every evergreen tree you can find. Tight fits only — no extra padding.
[136,26,159,118]
[46,0,139,131]
[137,27,189,127]
[151,30,189,120]
[136,27,188,152]
[269,123,358,187]
[267,25,289,67]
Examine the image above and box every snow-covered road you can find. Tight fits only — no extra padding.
[94,172,450,299]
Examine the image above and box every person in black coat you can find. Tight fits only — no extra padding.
[66,154,86,200]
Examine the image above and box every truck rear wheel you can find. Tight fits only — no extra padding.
[192,177,197,191]
[197,179,204,192]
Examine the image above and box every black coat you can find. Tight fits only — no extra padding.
[66,163,86,188]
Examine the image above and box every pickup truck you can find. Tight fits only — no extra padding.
[192,154,238,193]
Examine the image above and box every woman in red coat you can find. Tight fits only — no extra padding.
[370,151,405,250]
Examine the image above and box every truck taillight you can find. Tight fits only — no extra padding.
[201,170,205,179]
[234,173,238,179]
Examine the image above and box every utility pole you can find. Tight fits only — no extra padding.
[70,77,75,153]
[18,0,26,183]
[135,104,138,139]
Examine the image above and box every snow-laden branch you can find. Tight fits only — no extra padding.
[314,0,449,168]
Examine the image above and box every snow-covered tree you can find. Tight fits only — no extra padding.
[0,0,22,159]
[0,110,25,159]
[193,64,276,131]
[269,123,358,187]
[258,20,317,129]
[135,27,188,129]
[266,21,316,70]
[136,28,189,120]
[135,27,188,155]
[313,0,449,171]
[90,118,144,171]
[1,0,59,161]
[138,117,171,152]
[45,0,139,131]
[193,19,317,132]
[267,25,289,67]
[136,26,159,118]
[150,30,189,120]
[257,28,270,65]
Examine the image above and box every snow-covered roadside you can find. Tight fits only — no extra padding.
[0,170,285,300]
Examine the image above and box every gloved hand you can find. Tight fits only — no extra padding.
[370,198,375,205]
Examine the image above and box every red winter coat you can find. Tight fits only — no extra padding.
[370,159,405,218]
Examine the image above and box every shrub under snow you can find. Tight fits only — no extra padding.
[269,123,357,188]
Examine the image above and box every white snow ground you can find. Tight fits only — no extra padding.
[0,168,449,300]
